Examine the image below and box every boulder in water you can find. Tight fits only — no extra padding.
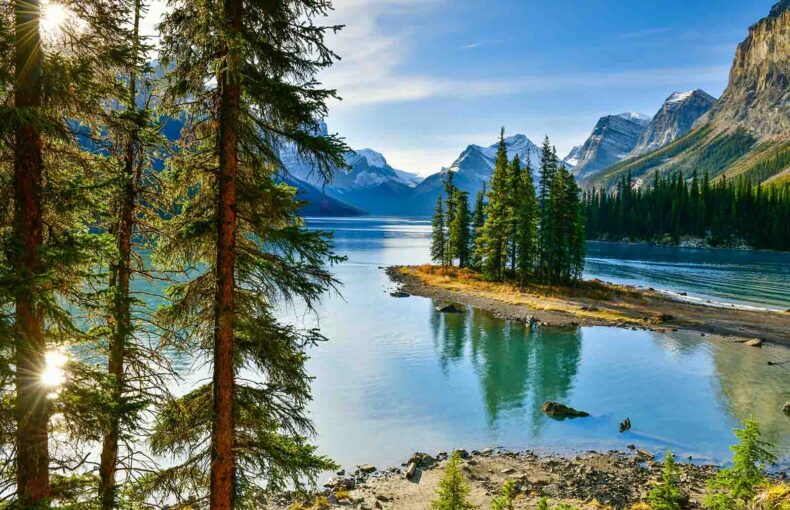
[745,338,763,347]
[436,303,464,313]
[541,401,589,418]
[783,402,790,415]
[390,291,410,298]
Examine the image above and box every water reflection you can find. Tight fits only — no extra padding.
[431,304,583,433]
[711,341,790,452]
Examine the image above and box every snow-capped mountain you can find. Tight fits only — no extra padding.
[570,112,652,180]
[562,145,582,168]
[280,123,423,214]
[407,134,542,215]
[629,89,717,156]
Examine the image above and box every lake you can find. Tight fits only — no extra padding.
[274,217,790,473]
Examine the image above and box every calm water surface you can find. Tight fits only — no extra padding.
[284,217,790,472]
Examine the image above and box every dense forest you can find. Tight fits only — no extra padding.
[432,131,585,286]
[584,171,790,251]
[0,0,346,507]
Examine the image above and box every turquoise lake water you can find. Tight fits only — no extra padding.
[151,216,789,474]
[283,217,790,473]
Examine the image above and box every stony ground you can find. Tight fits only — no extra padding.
[270,448,726,509]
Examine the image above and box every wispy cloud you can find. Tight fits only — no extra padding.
[328,64,729,108]
[461,39,501,50]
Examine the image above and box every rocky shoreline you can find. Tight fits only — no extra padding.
[386,266,790,346]
[271,448,728,509]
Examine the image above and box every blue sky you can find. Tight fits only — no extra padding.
[141,0,777,175]
[314,0,776,175]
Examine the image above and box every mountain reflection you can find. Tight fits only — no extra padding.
[431,303,583,432]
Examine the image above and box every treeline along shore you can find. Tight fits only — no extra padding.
[387,265,790,346]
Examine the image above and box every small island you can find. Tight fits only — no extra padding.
[388,265,790,346]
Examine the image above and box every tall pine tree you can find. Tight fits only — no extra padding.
[147,0,348,506]
[480,128,510,281]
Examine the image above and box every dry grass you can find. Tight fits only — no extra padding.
[410,264,634,301]
[398,265,671,327]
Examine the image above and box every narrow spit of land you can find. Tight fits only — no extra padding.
[387,265,790,346]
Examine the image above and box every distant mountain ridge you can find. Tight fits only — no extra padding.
[569,113,652,179]
[581,0,790,190]
[629,89,717,156]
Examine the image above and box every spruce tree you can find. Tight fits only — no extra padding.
[480,128,510,281]
[431,196,447,266]
[507,155,522,272]
[537,137,557,283]
[10,0,49,501]
[469,184,486,270]
[95,2,172,507]
[449,191,471,268]
[2,0,129,504]
[146,0,348,506]
[514,158,537,285]
[430,452,475,510]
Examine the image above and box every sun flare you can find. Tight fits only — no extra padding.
[41,349,68,388]
[40,1,69,39]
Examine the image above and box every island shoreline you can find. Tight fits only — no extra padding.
[386,265,790,347]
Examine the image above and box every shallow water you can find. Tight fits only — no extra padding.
[584,240,790,311]
[287,217,790,472]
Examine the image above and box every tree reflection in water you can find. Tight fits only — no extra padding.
[431,303,583,434]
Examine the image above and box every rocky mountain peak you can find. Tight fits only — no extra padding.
[769,0,790,18]
[696,0,790,137]
[570,113,651,178]
[630,89,717,156]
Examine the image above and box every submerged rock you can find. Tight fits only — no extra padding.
[436,303,464,313]
[783,402,790,415]
[541,401,590,418]
[745,338,763,347]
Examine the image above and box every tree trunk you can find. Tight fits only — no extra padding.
[13,0,49,504]
[210,0,241,506]
[98,2,141,505]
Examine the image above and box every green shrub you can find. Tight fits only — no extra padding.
[431,451,476,510]
[704,419,777,509]
[648,449,686,510]
[491,479,517,510]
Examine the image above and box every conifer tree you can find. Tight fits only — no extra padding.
[94,1,172,507]
[514,158,537,285]
[9,0,49,502]
[2,0,129,504]
[449,191,471,268]
[506,155,522,272]
[480,128,510,281]
[146,0,348,507]
[431,196,447,266]
[469,184,486,270]
[430,452,475,510]
[648,450,686,510]
[537,136,557,282]
[704,419,776,510]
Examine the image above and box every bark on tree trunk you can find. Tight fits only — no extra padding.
[13,0,49,504]
[98,3,141,505]
[210,0,241,506]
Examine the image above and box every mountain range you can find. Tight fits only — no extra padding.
[289,0,789,215]
[580,0,790,190]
